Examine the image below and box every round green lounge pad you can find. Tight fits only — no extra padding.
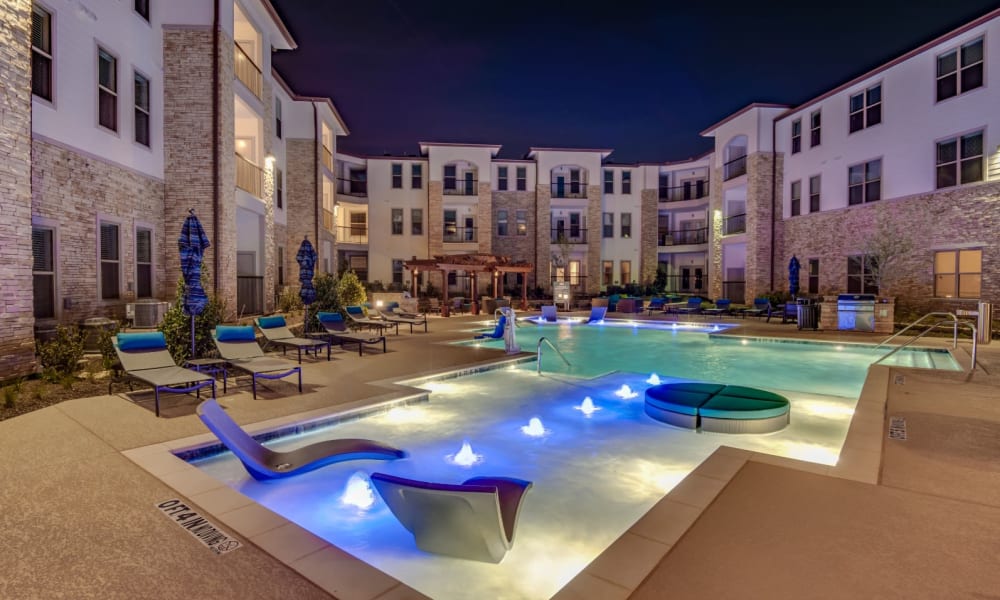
[644,382,790,433]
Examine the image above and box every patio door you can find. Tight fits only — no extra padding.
[555,176,565,198]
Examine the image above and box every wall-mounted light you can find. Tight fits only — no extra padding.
[265,154,276,166]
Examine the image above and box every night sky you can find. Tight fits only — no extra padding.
[270,0,1000,163]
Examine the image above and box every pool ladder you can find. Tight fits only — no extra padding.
[536,337,570,374]
[872,311,978,373]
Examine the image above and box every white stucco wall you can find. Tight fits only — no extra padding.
[366,157,429,284]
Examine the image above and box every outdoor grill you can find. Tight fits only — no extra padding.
[837,294,877,332]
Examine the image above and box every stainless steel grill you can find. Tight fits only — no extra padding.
[837,294,876,332]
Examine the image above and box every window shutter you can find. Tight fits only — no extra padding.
[32,9,49,52]
[101,223,119,260]
[136,229,151,263]
[33,228,53,272]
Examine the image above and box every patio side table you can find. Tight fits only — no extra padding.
[184,358,228,394]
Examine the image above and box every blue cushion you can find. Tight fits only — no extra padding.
[346,305,363,315]
[257,315,286,329]
[216,325,256,342]
[117,332,166,351]
[317,311,344,323]
[386,302,399,310]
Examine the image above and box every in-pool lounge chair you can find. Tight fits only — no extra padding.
[255,315,331,363]
[113,332,216,417]
[370,472,533,563]
[213,326,302,399]
[316,312,387,355]
[378,308,429,333]
[541,305,558,322]
[197,399,406,481]
[345,305,397,335]
[475,314,506,339]
[586,306,607,323]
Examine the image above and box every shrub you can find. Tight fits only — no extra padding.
[96,322,121,370]
[159,273,228,363]
[2,380,20,409]
[277,286,304,313]
[36,325,85,376]
[337,270,367,308]
[306,272,343,330]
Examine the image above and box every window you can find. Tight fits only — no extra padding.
[277,246,284,286]
[603,213,614,238]
[603,170,614,194]
[790,180,801,216]
[809,175,820,213]
[391,208,403,235]
[391,163,403,189]
[98,49,118,131]
[275,168,283,209]
[846,255,877,294]
[31,5,52,101]
[392,259,404,286]
[443,209,457,239]
[136,228,152,298]
[349,212,366,237]
[936,131,983,188]
[934,249,981,298]
[411,209,423,235]
[807,259,819,295]
[848,159,881,205]
[849,84,881,133]
[658,173,669,199]
[620,261,631,285]
[134,72,150,146]
[622,170,631,194]
[497,210,508,236]
[497,167,508,191]
[515,210,527,235]
[810,111,821,147]
[32,226,55,318]
[275,97,282,139]
[516,167,527,191]
[443,165,457,191]
[621,213,632,238]
[937,38,983,101]
[411,164,422,189]
[791,119,801,154]
[100,222,120,299]
[602,261,613,286]
[134,0,149,20]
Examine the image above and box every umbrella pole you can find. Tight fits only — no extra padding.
[191,314,196,359]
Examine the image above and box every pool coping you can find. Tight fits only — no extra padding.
[123,347,896,600]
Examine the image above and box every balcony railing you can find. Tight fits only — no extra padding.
[722,280,746,304]
[322,209,334,232]
[550,275,588,288]
[661,274,707,295]
[443,226,478,243]
[550,229,588,244]
[337,177,368,197]
[233,42,262,99]
[658,182,710,202]
[724,213,746,235]
[336,225,368,245]
[658,227,708,246]
[550,182,587,198]
[443,178,478,195]
[322,145,333,171]
[723,155,747,181]
[235,153,263,197]
[237,275,264,315]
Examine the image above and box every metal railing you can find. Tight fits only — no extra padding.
[661,274,707,295]
[443,227,478,243]
[724,213,746,235]
[322,209,334,232]
[658,182,710,202]
[550,182,588,198]
[233,42,262,99]
[873,312,977,373]
[723,154,747,180]
[443,179,478,195]
[336,225,368,244]
[550,275,587,288]
[550,229,588,244]
[537,336,570,374]
[235,153,263,197]
[237,275,264,315]
[336,177,368,197]
[658,228,708,246]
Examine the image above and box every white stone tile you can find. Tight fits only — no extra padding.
[664,473,727,508]
[292,545,400,600]
[550,571,631,600]
[251,522,328,564]
[629,498,702,546]
[216,502,288,538]
[188,485,253,515]
[584,532,670,590]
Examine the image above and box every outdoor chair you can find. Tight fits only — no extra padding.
[702,299,732,318]
[646,297,667,315]
[345,305,397,335]
[113,331,216,417]
[741,298,772,319]
[541,305,558,322]
[197,399,405,481]
[315,312,387,356]
[254,315,331,363]
[586,306,608,323]
[426,297,442,314]
[475,314,506,339]
[769,302,798,324]
[378,308,429,333]
[672,296,704,316]
[213,326,302,399]
[370,472,533,563]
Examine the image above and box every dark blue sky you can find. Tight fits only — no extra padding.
[271,0,1000,163]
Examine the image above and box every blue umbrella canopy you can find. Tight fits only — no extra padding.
[179,211,211,317]
[788,255,801,298]
[296,237,317,306]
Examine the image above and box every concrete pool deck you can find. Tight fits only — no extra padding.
[2,311,998,599]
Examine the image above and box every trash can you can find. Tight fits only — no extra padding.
[796,298,819,331]
[81,317,117,353]
[978,302,993,345]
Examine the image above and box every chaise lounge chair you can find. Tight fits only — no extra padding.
[255,315,331,363]
[316,312,387,355]
[197,399,406,481]
[702,298,732,318]
[646,297,667,315]
[741,298,773,319]
[378,308,429,333]
[475,314,507,339]
[113,332,217,417]
[345,305,398,335]
[671,296,704,316]
[586,306,607,323]
[541,305,558,322]
[370,472,533,563]
[213,326,302,399]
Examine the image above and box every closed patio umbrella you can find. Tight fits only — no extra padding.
[788,255,801,298]
[179,209,211,358]
[296,237,318,331]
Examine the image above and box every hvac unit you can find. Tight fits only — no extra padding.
[126,300,169,328]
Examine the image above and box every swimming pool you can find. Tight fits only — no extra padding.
[189,324,957,599]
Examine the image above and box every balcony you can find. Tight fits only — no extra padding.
[443,226,477,243]
[550,229,588,244]
[550,182,587,199]
[336,225,368,245]
[550,275,588,289]
[336,177,368,197]
[235,153,263,197]
[658,182,710,202]
[723,155,747,181]
[443,178,478,196]
[658,227,708,246]
[322,145,333,171]
[322,209,334,232]
[724,213,746,235]
[233,42,262,99]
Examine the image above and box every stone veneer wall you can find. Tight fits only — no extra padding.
[744,152,780,302]
[426,181,445,291]
[476,182,493,255]
[0,0,36,378]
[708,163,724,300]
[286,139,318,281]
[586,185,602,295]
[491,191,538,289]
[534,185,552,293]
[639,189,659,285]
[31,139,166,321]
[261,78,276,313]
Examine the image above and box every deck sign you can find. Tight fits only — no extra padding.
[156,499,242,555]
[888,416,908,441]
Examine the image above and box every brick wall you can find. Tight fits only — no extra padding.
[491,191,538,289]
[534,185,552,292]
[476,182,493,255]
[285,139,318,285]
[639,189,659,285]
[745,152,779,302]
[0,0,36,378]
[586,185,602,295]
[426,181,444,291]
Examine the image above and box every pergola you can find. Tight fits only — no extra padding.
[403,253,533,317]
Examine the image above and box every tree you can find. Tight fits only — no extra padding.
[336,270,367,308]
[862,206,914,297]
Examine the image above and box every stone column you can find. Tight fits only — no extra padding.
[745,152,781,302]
[535,185,552,293]
[639,189,659,285]
[427,181,444,293]
[708,164,724,301]
[585,185,602,295]
[477,182,492,254]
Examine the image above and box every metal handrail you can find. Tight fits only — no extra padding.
[872,319,977,373]
[494,308,521,327]
[874,312,959,350]
[537,336,570,374]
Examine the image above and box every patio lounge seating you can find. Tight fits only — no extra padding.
[370,472,533,563]
[475,315,506,339]
[644,382,790,433]
[378,308,429,333]
[541,305,558,322]
[255,315,331,363]
[316,312,387,355]
[213,326,301,399]
[586,306,607,323]
[741,298,773,319]
[702,299,732,317]
[646,297,667,315]
[768,302,798,324]
[197,399,406,481]
[345,305,397,335]
[671,296,704,316]
[113,331,216,417]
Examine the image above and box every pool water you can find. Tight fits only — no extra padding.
[190,325,957,599]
